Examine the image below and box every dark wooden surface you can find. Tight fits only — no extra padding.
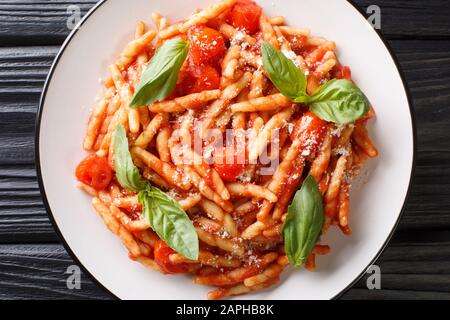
[0,0,449,300]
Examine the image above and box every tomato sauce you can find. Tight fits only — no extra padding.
[334,65,352,80]
[201,164,216,189]
[154,240,191,274]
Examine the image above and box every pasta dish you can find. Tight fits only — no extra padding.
[75,0,378,299]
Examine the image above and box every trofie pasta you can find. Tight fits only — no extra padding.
[75,0,378,299]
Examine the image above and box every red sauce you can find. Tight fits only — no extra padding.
[289,35,308,54]
[75,154,113,191]
[339,225,353,236]
[334,65,352,80]
[250,31,264,54]
[154,240,191,274]
[297,45,319,60]
[202,164,215,189]
[283,160,304,193]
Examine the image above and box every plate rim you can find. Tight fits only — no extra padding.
[35,0,417,300]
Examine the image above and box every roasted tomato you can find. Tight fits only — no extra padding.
[228,0,262,35]
[154,240,191,274]
[177,65,221,95]
[75,154,113,191]
[291,112,328,156]
[187,25,226,65]
[213,146,245,182]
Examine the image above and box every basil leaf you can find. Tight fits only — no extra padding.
[114,124,147,192]
[283,176,324,267]
[261,42,307,100]
[262,43,370,125]
[130,38,189,108]
[114,124,198,259]
[139,185,199,260]
[307,79,370,125]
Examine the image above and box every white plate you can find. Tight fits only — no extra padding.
[36,0,415,300]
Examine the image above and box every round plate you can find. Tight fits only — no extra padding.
[36,0,415,300]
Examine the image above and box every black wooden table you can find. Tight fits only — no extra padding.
[1,0,449,300]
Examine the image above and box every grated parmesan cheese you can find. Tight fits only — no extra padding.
[167,189,180,200]
[331,125,345,137]
[287,122,295,134]
[282,49,301,68]
[302,149,311,157]
[240,41,250,50]
[231,31,248,48]
[237,167,253,183]
[217,230,230,239]
[333,147,350,157]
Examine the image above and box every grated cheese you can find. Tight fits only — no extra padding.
[331,125,345,137]
[282,49,301,68]
[333,147,350,157]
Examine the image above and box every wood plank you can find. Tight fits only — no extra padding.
[0,0,449,47]
[388,40,450,232]
[0,46,57,165]
[0,0,96,46]
[0,244,110,299]
[354,0,450,39]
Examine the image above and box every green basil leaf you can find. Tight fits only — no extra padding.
[114,124,198,259]
[283,176,324,267]
[261,42,370,125]
[139,185,199,260]
[261,42,307,100]
[130,38,189,108]
[308,79,370,125]
[114,124,147,192]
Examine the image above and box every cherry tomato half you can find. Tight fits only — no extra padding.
[228,0,262,35]
[213,146,246,183]
[187,26,226,66]
[154,240,190,274]
[75,154,113,191]
[291,112,328,156]
[177,65,221,95]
